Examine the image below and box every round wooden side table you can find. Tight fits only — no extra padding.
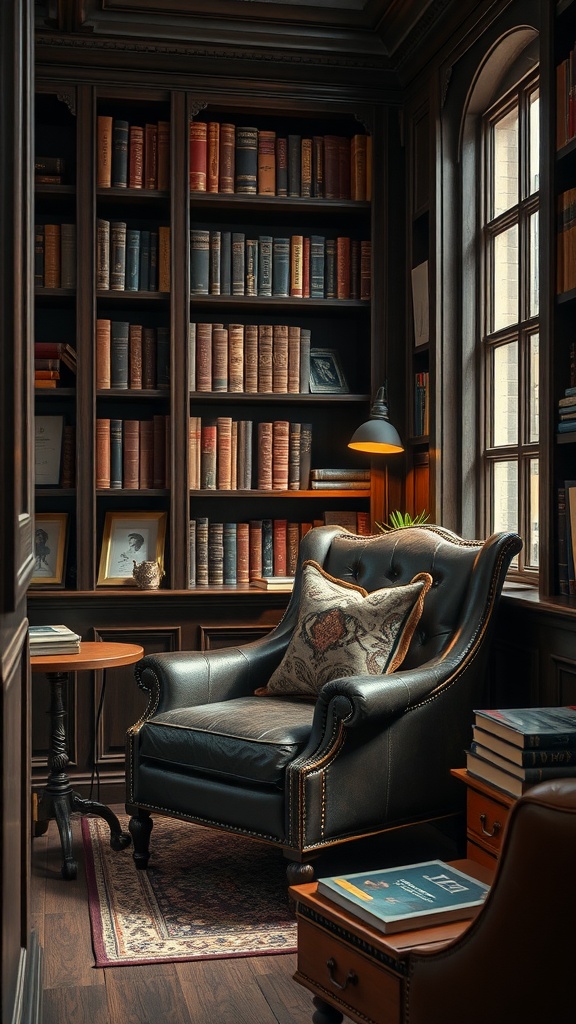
[30,641,144,880]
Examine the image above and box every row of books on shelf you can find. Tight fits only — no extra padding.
[555,188,576,294]
[97,116,170,190]
[556,46,576,151]
[413,371,430,437]
[556,478,576,595]
[189,417,314,491]
[556,385,576,434]
[466,707,576,799]
[35,416,75,487]
[28,623,81,656]
[34,223,76,289]
[96,416,169,489]
[188,511,371,587]
[96,320,170,390]
[190,230,371,301]
[189,321,313,395]
[189,121,371,201]
[96,220,170,292]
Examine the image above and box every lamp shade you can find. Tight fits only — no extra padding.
[348,385,404,454]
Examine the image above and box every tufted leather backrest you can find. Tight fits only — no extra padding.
[297,524,520,669]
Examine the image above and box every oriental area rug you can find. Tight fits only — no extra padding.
[82,814,297,967]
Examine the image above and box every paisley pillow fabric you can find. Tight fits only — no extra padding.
[256,559,433,698]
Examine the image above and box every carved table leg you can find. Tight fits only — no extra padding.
[312,995,344,1024]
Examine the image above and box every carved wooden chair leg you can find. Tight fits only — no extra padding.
[128,808,153,869]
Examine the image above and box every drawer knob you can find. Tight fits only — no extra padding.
[479,812,501,837]
[326,957,358,991]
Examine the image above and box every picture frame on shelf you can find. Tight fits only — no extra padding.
[97,510,167,586]
[309,348,349,394]
[31,513,68,587]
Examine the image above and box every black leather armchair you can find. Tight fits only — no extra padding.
[126,524,521,882]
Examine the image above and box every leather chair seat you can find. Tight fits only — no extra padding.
[137,696,315,788]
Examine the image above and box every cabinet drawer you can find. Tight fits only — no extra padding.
[295,918,401,1024]
[467,788,510,857]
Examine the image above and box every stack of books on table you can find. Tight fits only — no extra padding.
[316,859,489,934]
[466,707,576,798]
[28,624,81,656]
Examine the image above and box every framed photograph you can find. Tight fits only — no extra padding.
[309,348,349,394]
[31,513,68,587]
[35,415,64,486]
[97,511,167,586]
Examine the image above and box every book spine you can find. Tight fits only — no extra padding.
[96,418,111,488]
[302,235,310,298]
[287,135,302,197]
[275,136,288,196]
[244,324,258,393]
[258,422,273,490]
[111,118,129,187]
[149,230,158,290]
[299,423,312,489]
[97,115,113,187]
[157,120,170,190]
[209,230,221,296]
[338,136,351,199]
[360,240,372,300]
[287,521,299,574]
[235,126,258,194]
[219,123,235,193]
[128,125,144,188]
[272,237,290,297]
[158,225,170,292]
[223,523,237,585]
[188,415,201,489]
[110,220,127,290]
[188,519,196,587]
[217,416,233,489]
[201,421,217,489]
[208,522,224,585]
[336,236,351,299]
[236,522,250,584]
[249,521,263,580]
[188,322,196,392]
[196,323,213,391]
[153,414,167,488]
[325,238,337,298]
[290,235,304,298]
[195,517,209,585]
[300,138,312,198]
[43,224,61,288]
[272,420,290,490]
[232,232,246,296]
[95,318,111,389]
[287,326,301,394]
[323,135,339,199]
[59,424,76,488]
[310,235,325,297]
[189,120,207,191]
[140,327,155,389]
[144,122,158,189]
[110,321,129,389]
[272,324,289,393]
[350,238,360,299]
[125,228,140,291]
[258,235,273,297]
[156,326,170,389]
[60,223,76,289]
[212,326,229,392]
[96,218,110,289]
[258,324,273,392]
[245,238,258,297]
[220,230,232,295]
[139,230,150,291]
[313,136,324,197]
[288,421,301,490]
[351,134,367,201]
[262,519,273,576]
[257,129,276,195]
[228,323,244,393]
[190,229,210,295]
[207,121,220,193]
[273,519,288,575]
[34,225,44,286]
[110,418,123,488]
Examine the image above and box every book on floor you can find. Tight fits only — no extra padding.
[473,707,576,749]
[316,859,489,934]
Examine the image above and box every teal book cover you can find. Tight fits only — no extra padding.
[317,860,489,934]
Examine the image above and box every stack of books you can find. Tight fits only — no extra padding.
[466,707,576,798]
[309,468,371,491]
[316,859,489,934]
[556,387,576,435]
[28,624,81,656]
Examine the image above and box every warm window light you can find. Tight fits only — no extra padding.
[348,384,404,454]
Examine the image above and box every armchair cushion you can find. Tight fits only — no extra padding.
[257,560,432,699]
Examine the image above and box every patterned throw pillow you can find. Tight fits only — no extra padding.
[256,560,433,698]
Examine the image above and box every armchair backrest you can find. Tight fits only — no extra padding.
[405,778,576,1024]
[295,524,522,670]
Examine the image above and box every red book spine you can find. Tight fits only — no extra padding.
[196,323,213,391]
[189,121,207,191]
[249,520,263,580]
[207,121,220,193]
[336,236,351,300]
[123,419,140,489]
[273,519,288,575]
[257,422,273,490]
[144,123,158,189]
[128,126,144,188]
[272,420,290,491]
[219,123,235,193]
[236,522,250,584]
[200,421,217,489]
[272,324,289,393]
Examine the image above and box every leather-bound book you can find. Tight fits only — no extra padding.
[207,122,220,193]
[217,416,233,490]
[128,125,144,188]
[287,521,300,575]
[158,225,170,292]
[249,520,263,580]
[157,120,170,190]
[121,421,140,489]
[43,223,61,288]
[188,415,201,490]
[275,136,288,196]
[237,420,253,490]
[244,324,258,393]
[128,323,143,389]
[188,322,196,391]
[95,318,111,389]
[212,326,229,392]
[223,523,237,585]
[139,229,150,291]
[310,234,325,298]
[144,122,158,189]
[258,235,273,296]
[246,238,258,297]
[219,123,235,193]
[360,240,372,300]
[200,420,217,489]
[290,235,304,298]
[350,239,360,299]
[351,134,367,201]
[60,223,76,289]
[272,420,290,490]
[257,129,276,195]
[59,425,76,488]
[96,218,110,290]
[287,134,301,196]
[208,522,224,585]
[34,224,44,287]
[190,228,210,296]
[302,235,310,298]
[110,220,127,290]
[142,326,157,389]
[272,237,290,297]
[97,115,113,187]
[235,126,258,194]
[209,230,221,295]
[232,232,246,295]
[95,418,111,489]
[338,136,351,199]
[110,418,123,489]
[125,228,140,291]
[236,522,250,584]
[188,520,196,587]
[195,517,209,586]
[189,120,207,191]
[227,323,244,393]
[325,238,337,298]
[195,322,212,391]
[258,324,273,392]
[366,134,372,201]
[273,519,288,576]
[156,326,170,389]
[149,230,158,290]
[139,419,154,488]
[257,422,273,490]
[262,519,273,577]
[299,423,312,489]
[313,136,324,197]
[110,321,129,389]
[288,421,301,490]
[272,324,289,393]
[300,138,312,198]
[336,236,351,300]
[220,230,232,295]
[323,135,340,199]
[111,119,129,187]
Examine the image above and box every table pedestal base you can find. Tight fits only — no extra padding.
[35,669,131,880]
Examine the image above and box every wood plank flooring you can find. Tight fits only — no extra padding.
[31,809,316,1024]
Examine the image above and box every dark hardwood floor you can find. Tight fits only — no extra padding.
[31,808,316,1024]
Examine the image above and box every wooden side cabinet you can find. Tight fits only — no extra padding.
[451,768,514,867]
